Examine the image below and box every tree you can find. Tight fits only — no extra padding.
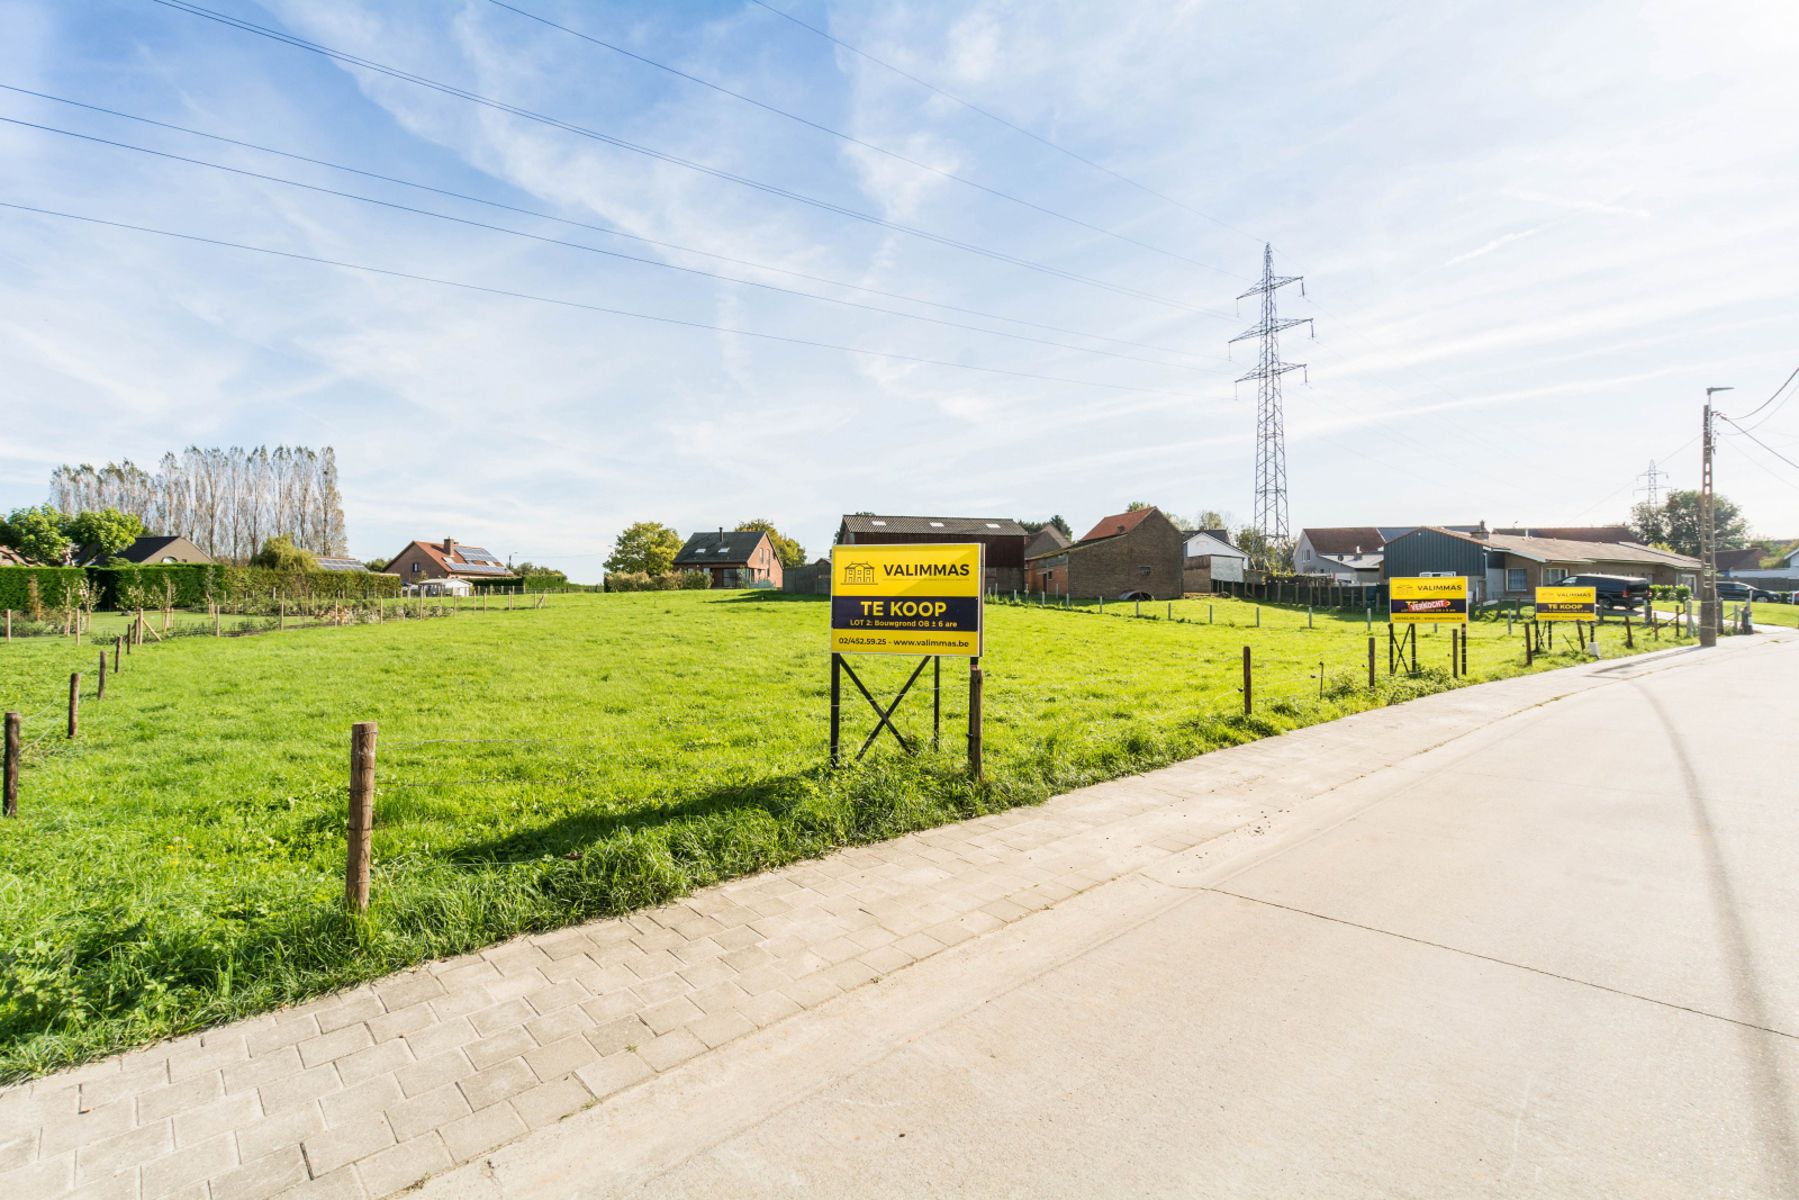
[1018,515,1074,539]
[249,535,318,571]
[511,560,570,586]
[1630,490,1746,559]
[1233,526,1293,571]
[1125,501,1154,512]
[1193,509,1229,532]
[735,519,806,568]
[363,557,390,571]
[67,507,145,559]
[605,522,681,576]
[2,504,72,564]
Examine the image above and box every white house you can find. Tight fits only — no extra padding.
[1183,529,1246,590]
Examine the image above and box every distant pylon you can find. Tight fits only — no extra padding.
[1636,459,1668,509]
[1229,244,1312,559]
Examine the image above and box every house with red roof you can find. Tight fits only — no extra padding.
[1026,506,1185,600]
[383,538,515,591]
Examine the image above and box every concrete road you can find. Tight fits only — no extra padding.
[425,637,1799,1199]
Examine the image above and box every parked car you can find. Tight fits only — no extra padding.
[1556,573,1650,613]
[1748,586,1780,602]
[1717,580,1754,602]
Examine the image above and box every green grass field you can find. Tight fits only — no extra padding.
[0,591,1688,1079]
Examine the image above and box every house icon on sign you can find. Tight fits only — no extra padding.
[842,561,876,586]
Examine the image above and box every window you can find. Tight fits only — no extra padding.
[1139,565,1152,575]
[929,521,944,528]
[411,562,421,574]
[1506,568,1527,592]
[1544,567,1566,584]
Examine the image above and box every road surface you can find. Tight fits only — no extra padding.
[425,634,1799,1199]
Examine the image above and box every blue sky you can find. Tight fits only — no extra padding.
[2,0,1797,577]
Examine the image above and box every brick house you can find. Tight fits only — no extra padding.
[1026,507,1186,600]
[836,514,1030,593]
[671,529,783,588]
[384,538,514,590]
[75,534,212,567]
[1021,526,1070,591]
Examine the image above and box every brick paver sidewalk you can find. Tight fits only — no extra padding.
[0,656,1681,1199]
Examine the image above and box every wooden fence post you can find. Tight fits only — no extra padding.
[347,721,377,912]
[3,711,18,817]
[4,609,9,641]
[98,650,106,700]
[114,636,122,672]
[1367,636,1376,688]
[214,603,221,638]
[279,602,286,632]
[1461,624,1469,675]
[1242,646,1253,715]
[67,673,80,739]
[966,658,984,780]
[1451,627,1459,678]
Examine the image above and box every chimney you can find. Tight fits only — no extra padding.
[443,537,456,559]
[1474,520,1489,540]
[718,526,725,547]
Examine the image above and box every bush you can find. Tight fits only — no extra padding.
[604,570,711,593]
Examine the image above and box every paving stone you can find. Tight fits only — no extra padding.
[172,1090,263,1148]
[823,958,881,990]
[631,973,690,1004]
[0,1129,35,1173]
[739,990,803,1028]
[732,965,792,996]
[579,991,644,1025]
[319,1075,403,1127]
[523,1036,598,1081]
[41,1096,135,1157]
[458,1059,537,1112]
[64,1169,139,1200]
[510,1077,593,1132]
[365,1002,435,1045]
[523,1006,591,1047]
[210,1145,308,1200]
[315,993,384,1036]
[165,1034,250,1084]
[354,1133,451,1198]
[0,1154,74,1197]
[687,1010,756,1050]
[401,1017,478,1063]
[426,988,496,1023]
[224,1046,304,1096]
[438,1103,525,1162]
[524,981,588,1016]
[302,1115,395,1177]
[334,1038,414,1087]
[466,998,533,1039]
[257,1065,340,1122]
[76,1118,173,1184]
[245,1016,319,1057]
[283,1164,366,1199]
[235,1101,324,1162]
[297,1024,374,1070]
[861,944,916,975]
[584,1015,650,1057]
[79,1060,171,1110]
[464,1026,536,1072]
[394,1050,476,1099]
[573,1052,652,1101]
[781,972,844,1009]
[141,1132,236,1198]
[374,972,444,1013]
[639,996,704,1035]
[384,1083,470,1142]
[637,1029,707,1073]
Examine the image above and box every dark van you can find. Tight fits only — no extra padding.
[1557,573,1650,613]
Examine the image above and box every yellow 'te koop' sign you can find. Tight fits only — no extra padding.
[830,543,983,656]
[1535,586,1596,622]
[1390,576,1469,624]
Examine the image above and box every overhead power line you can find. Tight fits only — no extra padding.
[0,85,1214,363]
[149,0,1227,317]
[1727,364,1799,429]
[744,0,1262,245]
[1,114,1222,374]
[481,0,1242,279]
[0,199,1215,399]
[1720,414,1799,478]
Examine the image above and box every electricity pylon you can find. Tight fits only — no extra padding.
[1230,244,1312,563]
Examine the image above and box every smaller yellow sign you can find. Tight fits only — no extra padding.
[1535,586,1596,622]
[1390,576,1468,624]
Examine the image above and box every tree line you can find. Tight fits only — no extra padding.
[47,447,348,563]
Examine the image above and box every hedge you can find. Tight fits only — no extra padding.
[0,564,401,611]
[603,570,712,592]
[0,567,88,614]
